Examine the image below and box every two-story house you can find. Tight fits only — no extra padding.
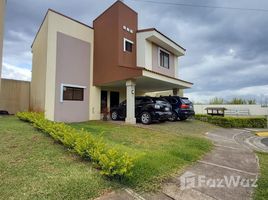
[31,0,193,123]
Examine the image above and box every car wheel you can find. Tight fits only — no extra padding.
[168,112,178,122]
[141,112,152,125]
[179,116,187,121]
[111,111,118,120]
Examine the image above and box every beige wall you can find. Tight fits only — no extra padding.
[54,32,90,122]
[152,43,175,77]
[0,79,30,114]
[0,0,6,92]
[47,11,94,121]
[31,17,48,112]
[32,10,96,121]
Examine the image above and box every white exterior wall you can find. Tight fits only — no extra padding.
[194,104,268,116]
[137,32,153,70]
[174,57,179,79]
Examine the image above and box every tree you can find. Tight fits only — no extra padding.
[247,99,256,105]
[228,98,247,104]
[209,97,224,105]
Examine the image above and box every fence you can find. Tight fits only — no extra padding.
[0,79,30,114]
[194,104,268,116]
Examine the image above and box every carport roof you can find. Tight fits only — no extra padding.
[100,67,193,93]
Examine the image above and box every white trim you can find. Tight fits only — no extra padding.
[60,83,87,102]
[123,38,134,52]
[137,30,185,56]
[142,69,193,89]
[158,47,170,68]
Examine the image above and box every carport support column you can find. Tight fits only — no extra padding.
[173,88,183,96]
[125,80,136,124]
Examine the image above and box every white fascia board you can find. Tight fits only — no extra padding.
[137,30,185,56]
[142,69,193,89]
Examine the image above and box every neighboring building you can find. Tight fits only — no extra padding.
[31,0,193,123]
[0,0,6,92]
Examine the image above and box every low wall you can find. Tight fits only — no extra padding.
[0,79,30,114]
[194,104,268,116]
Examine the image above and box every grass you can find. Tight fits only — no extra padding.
[254,152,268,200]
[70,120,214,190]
[0,116,214,199]
[0,116,115,200]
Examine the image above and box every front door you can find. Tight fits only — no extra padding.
[110,91,120,108]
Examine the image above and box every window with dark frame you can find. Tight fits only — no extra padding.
[63,86,84,101]
[159,50,170,69]
[124,40,133,52]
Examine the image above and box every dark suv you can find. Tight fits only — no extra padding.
[110,96,172,124]
[162,96,195,121]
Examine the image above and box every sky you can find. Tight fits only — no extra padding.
[2,0,268,103]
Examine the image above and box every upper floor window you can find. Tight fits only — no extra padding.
[124,38,133,52]
[159,48,170,69]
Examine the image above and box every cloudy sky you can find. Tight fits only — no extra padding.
[2,0,268,103]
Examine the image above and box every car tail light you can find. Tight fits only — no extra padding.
[180,104,189,109]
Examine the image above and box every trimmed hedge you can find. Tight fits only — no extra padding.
[16,112,134,178]
[195,114,267,128]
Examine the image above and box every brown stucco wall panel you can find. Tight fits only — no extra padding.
[93,1,142,86]
[54,32,90,122]
[118,2,137,68]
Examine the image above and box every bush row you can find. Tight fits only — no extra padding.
[195,114,267,128]
[16,112,134,178]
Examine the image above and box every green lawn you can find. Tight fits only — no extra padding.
[254,152,268,200]
[70,120,214,190]
[0,116,214,199]
[0,116,115,200]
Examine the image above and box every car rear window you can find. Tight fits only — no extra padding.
[181,98,191,104]
[153,97,168,103]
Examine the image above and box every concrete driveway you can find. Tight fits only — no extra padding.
[96,128,259,200]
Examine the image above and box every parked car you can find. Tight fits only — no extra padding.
[110,96,172,124]
[162,96,195,121]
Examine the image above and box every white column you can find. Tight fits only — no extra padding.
[125,80,136,124]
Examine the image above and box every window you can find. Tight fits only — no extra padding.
[124,38,133,52]
[159,49,170,69]
[61,84,86,102]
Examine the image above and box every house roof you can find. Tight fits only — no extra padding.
[31,9,93,48]
[137,28,186,51]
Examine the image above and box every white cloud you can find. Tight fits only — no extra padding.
[1,62,31,81]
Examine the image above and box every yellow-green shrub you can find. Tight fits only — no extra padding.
[195,114,267,128]
[16,112,134,178]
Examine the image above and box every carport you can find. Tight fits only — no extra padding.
[100,68,193,124]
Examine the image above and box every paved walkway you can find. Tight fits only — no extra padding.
[95,129,259,200]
